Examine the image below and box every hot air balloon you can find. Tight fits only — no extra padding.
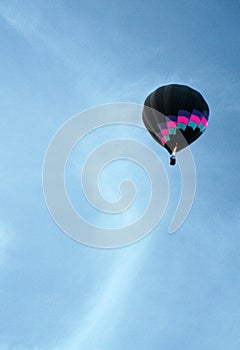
[142,84,209,165]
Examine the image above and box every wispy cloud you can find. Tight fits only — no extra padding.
[0,243,150,350]
[0,222,12,268]
[0,2,79,70]
[0,2,43,39]
[53,243,149,350]
[0,2,128,104]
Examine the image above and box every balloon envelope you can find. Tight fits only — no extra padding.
[142,84,209,154]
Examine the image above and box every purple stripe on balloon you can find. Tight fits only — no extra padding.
[178,110,191,117]
[167,115,177,122]
[159,122,167,129]
[192,109,202,118]
[203,111,209,120]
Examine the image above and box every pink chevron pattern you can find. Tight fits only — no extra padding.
[167,121,177,128]
[201,117,208,127]
[190,114,201,124]
[178,116,189,125]
[156,109,209,146]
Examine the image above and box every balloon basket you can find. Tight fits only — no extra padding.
[170,155,176,166]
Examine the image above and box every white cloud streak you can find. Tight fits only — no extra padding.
[0,222,12,268]
[53,243,149,350]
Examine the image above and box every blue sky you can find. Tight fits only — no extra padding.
[0,0,239,349]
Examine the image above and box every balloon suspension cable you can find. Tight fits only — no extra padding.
[170,143,178,166]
